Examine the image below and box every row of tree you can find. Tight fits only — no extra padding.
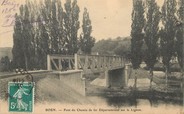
[12,0,95,70]
[92,37,131,59]
[131,0,183,87]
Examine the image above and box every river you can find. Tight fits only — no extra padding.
[87,95,183,113]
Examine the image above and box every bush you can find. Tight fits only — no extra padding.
[0,56,12,72]
[144,62,181,72]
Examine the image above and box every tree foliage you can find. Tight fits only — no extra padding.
[21,4,35,70]
[92,37,131,60]
[12,14,25,69]
[175,0,184,69]
[144,0,160,71]
[79,8,95,54]
[0,56,11,72]
[12,0,95,70]
[131,0,145,69]
[160,0,177,72]
[63,0,80,54]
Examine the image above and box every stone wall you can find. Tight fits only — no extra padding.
[58,70,86,96]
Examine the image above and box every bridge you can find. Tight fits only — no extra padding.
[0,54,130,97]
[47,54,130,96]
[47,54,125,74]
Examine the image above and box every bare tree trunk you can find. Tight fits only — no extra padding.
[134,69,137,89]
[165,66,168,90]
[24,52,28,71]
[181,69,183,91]
[149,68,153,89]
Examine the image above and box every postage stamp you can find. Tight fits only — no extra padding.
[8,82,35,112]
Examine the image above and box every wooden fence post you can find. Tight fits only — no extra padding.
[47,54,51,70]
[74,53,78,70]
[124,64,129,87]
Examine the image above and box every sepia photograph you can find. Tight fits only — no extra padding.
[0,0,184,114]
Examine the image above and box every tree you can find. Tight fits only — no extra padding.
[57,0,65,54]
[13,4,34,70]
[13,4,35,70]
[113,38,131,60]
[92,37,131,58]
[12,13,25,69]
[21,4,35,70]
[43,0,52,54]
[144,0,160,88]
[0,56,11,72]
[175,0,184,70]
[63,0,80,54]
[131,0,145,88]
[26,0,42,69]
[160,0,177,87]
[36,14,50,69]
[79,8,95,54]
[12,0,84,70]
[50,0,59,54]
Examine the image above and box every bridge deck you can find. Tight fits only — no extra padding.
[0,70,51,79]
[47,54,125,74]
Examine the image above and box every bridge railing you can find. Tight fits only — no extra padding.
[47,54,75,71]
[47,54,125,72]
[76,54,124,70]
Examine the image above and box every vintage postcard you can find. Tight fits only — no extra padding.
[0,0,183,114]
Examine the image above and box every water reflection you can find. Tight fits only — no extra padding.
[88,96,182,109]
[105,96,137,108]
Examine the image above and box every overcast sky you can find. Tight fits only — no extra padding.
[0,0,163,47]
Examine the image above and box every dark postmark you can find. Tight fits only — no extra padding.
[5,69,35,101]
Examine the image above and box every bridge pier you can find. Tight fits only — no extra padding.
[105,64,130,88]
[105,68,125,88]
[125,64,131,86]
[53,70,86,96]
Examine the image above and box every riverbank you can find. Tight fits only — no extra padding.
[0,68,183,105]
[0,73,93,104]
[86,68,183,103]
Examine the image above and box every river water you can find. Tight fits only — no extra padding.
[87,75,183,113]
[87,95,183,113]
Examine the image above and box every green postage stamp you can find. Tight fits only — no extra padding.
[8,82,35,112]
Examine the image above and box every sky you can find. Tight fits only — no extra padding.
[0,0,164,47]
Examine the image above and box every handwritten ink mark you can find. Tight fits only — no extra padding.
[0,30,13,35]
[1,0,19,7]
[1,0,20,27]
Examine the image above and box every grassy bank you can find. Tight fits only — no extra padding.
[0,73,92,105]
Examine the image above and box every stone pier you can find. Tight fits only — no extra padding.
[105,64,130,88]
[53,70,86,96]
